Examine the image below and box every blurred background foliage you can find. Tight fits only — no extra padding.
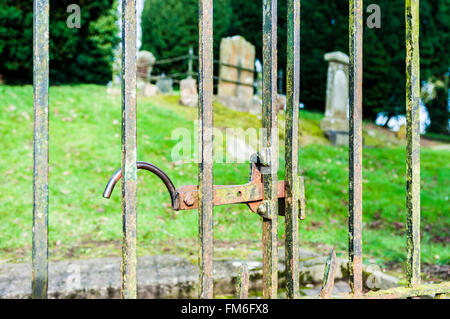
[0,0,448,134]
[0,0,119,84]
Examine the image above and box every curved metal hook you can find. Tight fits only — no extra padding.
[103,161,179,209]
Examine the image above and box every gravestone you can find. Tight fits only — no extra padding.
[320,51,350,146]
[218,36,255,100]
[156,74,173,94]
[179,77,198,107]
[216,36,260,113]
[143,83,158,97]
[137,50,156,83]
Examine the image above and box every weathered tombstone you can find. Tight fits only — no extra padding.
[179,77,198,107]
[320,51,350,146]
[156,74,173,94]
[216,36,260,113]
[143,83,158,97]
[218,36,255,100]
[137,50,156,83]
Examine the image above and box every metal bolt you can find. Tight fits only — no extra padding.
[184,194,195,206]
[257,201,272,220]
[257,203,267,216]
[258,148,271,167]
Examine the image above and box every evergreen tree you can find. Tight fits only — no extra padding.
[426,85,449,134]
[420,0,450,134]
[141,0,231,76]
[228,0,448,130]
[0,0,119,84]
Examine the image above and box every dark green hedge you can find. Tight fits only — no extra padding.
[0,0,119,84]
[141,0,449,132]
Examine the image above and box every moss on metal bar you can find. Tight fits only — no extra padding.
[198,0,214,299]
[284,0,301,300]
[121,0,138,299]
[360,282,450,299]
[405,0,421,289]
[262,0,279,300]
[348,0,364,296]
[32,0,50,300]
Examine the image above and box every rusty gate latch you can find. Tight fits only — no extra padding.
[103,153,306,220]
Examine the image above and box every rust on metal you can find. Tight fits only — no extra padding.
[236,263,250,299]
[349,0,363,296]
[198,0,214,299]
[103,162,177,208]
[121,0,138,299]
[103,161,301,216]
[320,250,337,299]
[32,0,50,300]
[405,0,421,289]
[284,0,301,299]
[345,282,450,299]
[262,0,279,299]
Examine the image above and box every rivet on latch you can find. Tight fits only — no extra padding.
[184,193,195,207]
[257,147,271,167]
[257,200,273,220]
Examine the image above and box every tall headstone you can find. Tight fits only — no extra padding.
[179,77,198,107]
[218,36,255,100]
[137,50,156,83]
[320,51,350,146]
[216,36,260,114]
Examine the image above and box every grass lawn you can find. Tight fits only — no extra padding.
[0,85,448,274]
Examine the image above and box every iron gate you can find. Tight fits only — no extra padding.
[30,0,450,299]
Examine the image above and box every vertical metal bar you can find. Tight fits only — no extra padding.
[405,0,421,288]
[262,0,278,299]
[32,0,49,299]
[284,0,301,299]
[236,263,249,299]
[349,0,363,296]
[320,249,337,299]
[121,0,138,299]
[198,0,214,299]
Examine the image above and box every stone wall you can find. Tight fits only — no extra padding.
[0,249,400,299]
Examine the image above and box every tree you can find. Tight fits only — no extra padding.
[140,0,231,77]
[227,0,449,129]
[420,0,450,134]
[426,84,449,134]
[0,0,119,84]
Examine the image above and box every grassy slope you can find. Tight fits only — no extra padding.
[0,85,448,269]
